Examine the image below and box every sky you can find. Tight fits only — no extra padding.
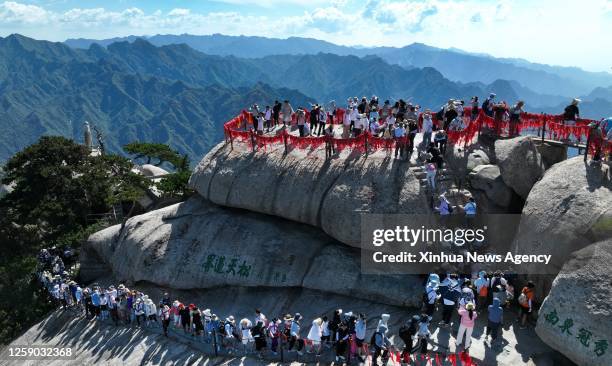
[0,0,611,73]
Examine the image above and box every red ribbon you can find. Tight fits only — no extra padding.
[223,109,607,155]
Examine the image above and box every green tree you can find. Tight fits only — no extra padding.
[123,142,192,199]
[123,142,183,167]
[0,136,151,344]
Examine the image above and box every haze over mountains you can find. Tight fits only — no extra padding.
[67,33,612,97]
[0,33,611,163]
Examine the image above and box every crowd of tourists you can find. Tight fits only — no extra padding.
[245,95,612,162]
[37,247,538,365]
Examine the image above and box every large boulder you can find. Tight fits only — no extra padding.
[512,158,612,290]
[468,164,514,208]
[495,136,545,199]
[533,140,568,169]
[189,142,429,248]
[536,239,612,366]
[84,196,421,307]
[445,144,491,175]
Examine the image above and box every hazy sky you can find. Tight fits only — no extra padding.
[1,0,611,72]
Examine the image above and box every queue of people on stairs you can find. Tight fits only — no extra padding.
[36,244,540,366]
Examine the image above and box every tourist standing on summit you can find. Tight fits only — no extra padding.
[272,101,281,127]
[482,93,496,117]
[443,100,458,130]
[264,106,272,132]
[394,121,406,159]
[296,108,306,137]
[318,106,327,136]
[509,101,525,137]
[421,110,434,150]
[349,106,358,132]
[310,105,319,136]
[493,101,508,136]
[281,100,293,126]
[563,98,580,125]
[342,108,351,138]
[407,118,418,154]
[470,96,479,121]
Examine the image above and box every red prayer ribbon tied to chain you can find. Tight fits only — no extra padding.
[334,133,366,152]
[254,134,284,150]
[287,134,327,149]
[368,135,398,150]
[225,108,609,155]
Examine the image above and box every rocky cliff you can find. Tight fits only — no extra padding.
[83,196,422,307]
[189,143,430,248]
[536,239,612,366]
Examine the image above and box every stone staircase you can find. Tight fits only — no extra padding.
[409,165,473,211]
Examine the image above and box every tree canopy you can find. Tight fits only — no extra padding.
[123,142,185,167]
[0,136,152,344]
[1,136,151,251]
[123,141,192,198]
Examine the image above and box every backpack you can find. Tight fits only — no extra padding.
[478,285,488,297]
[369,331,381,346]
[422,288,436,304]
[218,320,227,335]
[461,289,475,303]
[445,286,460,303]
[398,325,413,344]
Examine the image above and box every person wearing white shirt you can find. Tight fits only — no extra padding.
[254,309,267,327]
[307,318,323,354]
[354,314,367,357]
[342,109,352,138]
[354,114,366,137]
[256,114,265,134]
[264,106,272,132]
[349,107,358,132]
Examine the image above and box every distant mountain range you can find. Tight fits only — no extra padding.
[66,34,612,98]
[72,37,593,114]
[1,33,610,163]
[0,34,313,163]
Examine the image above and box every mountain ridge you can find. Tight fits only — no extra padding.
[64,33,612,97]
